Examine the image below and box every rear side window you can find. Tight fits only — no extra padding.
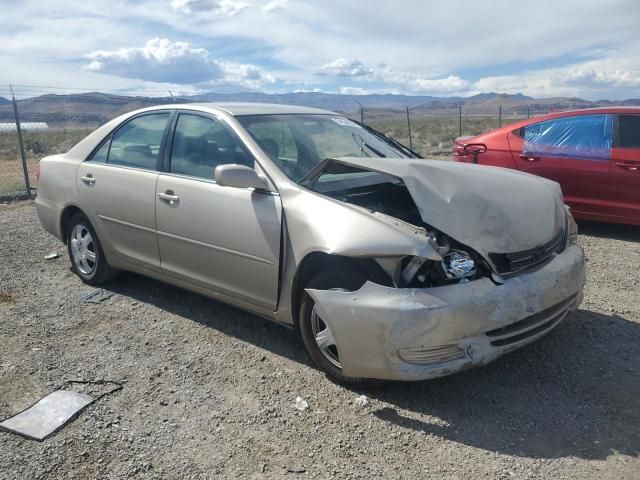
[170,114,253,179]
[522,114,613,161]
[616,114,640,148]
[108,113,170,170]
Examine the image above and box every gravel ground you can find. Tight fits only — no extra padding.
[0,201,639,479]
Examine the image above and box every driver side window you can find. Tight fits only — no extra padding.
[170,113,254,180]
[245,120,299,177]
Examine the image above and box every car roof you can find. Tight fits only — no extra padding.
[185,102,336,116]
[542,106,640,115]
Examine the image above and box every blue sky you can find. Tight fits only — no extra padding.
[1,0,639,99]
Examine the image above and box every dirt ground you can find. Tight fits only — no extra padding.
[0,201,638,479]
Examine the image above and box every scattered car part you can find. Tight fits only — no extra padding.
[83,288,116,304]
[0,381,122,441]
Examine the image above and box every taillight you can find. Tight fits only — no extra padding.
[453,143,466,156]
[453,143,472,162]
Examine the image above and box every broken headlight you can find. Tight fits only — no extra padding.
[441,250,476,280]
[393,250,480,288]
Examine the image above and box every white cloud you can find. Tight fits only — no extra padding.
[1,0,639,99]
[339,86,370,95]
[320,59,373,77]
[553,67,640,88]
[471,55,640,99]
[385,73,469,94]
[84,38,271,88]
[262,0,287,13]
[170,0,249,16]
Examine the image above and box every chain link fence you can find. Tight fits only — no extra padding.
[0,85,177,200]
[0,84,590,201]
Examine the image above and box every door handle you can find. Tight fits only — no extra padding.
[519,154,540,162]
[80,174,95,185]
[157,191,180,205]
[615,162,639,172]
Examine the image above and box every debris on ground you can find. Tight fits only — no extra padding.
[83,288,116,304]
[354,394,369,407]
[294,396,308,411]
[43,253,60,260]
[0,381,122,441]
[287,466,306,474]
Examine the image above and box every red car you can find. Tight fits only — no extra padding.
[453,107,640,225]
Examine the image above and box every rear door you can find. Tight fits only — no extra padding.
[76,111,172,271]
[155,111,282,310]
[509,114,613,217]
[611,114,640,223]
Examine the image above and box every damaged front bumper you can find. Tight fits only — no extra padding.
[306,244,586,381]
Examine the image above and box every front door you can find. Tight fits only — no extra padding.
[155,112,282,310]
[76,111,172,270]
[610,114,640,223]
[509,114,613,218]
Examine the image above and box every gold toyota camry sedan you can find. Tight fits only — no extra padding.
[36,103,586,385]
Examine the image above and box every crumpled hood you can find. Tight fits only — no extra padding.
[332,157,566,261]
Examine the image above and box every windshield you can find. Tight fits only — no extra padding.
[236,114,410,181]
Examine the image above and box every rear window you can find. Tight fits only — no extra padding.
[616,114,640,148]
[108,113,170,170]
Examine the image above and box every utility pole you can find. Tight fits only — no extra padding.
[405,105,413,150]
[10,85,31,199]
[498,105,502,128]
[353,99,364,124]
[457,105,462,138]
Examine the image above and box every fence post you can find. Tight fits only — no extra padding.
[498,105,502,128]
[10,85,31,199]
[405,105,413,150]
[353,100,364,124]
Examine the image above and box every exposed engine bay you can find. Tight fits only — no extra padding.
[305,163,491,288]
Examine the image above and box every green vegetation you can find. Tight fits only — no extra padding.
[0,129,92,195]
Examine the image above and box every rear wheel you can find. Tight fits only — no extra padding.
[66,212,118,285]
[299,268,387,387]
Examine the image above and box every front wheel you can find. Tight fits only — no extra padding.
[298,268,386,387]
[66,212,118,285]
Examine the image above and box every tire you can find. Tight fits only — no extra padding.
[299,268,387,388]
[66,212,118,286]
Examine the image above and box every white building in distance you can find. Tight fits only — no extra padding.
[0,122,49,133]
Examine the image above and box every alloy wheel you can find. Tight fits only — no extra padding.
[70,224,97,275]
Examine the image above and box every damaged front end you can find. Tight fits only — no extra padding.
[299,159,499,290]
[294,157,586,381]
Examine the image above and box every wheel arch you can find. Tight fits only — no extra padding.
[290,251,390,329]
[59,204,86,243]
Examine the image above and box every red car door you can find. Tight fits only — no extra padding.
[508,114,613,219]
[610,114,640,224]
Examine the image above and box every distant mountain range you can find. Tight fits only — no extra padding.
[0,91,638,127]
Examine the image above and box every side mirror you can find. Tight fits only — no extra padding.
[463,143,487,155]
[215,164,270,191]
